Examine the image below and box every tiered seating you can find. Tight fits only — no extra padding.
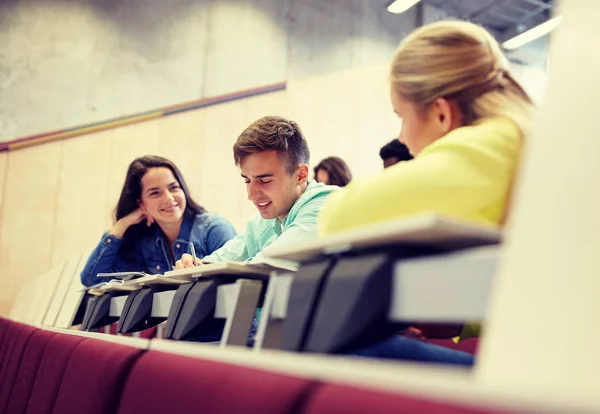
[304,383,503,414]
[118,351,316,414]
[2,329,58,414]
[0,319,146,414]
[52,336,143,414]
[1,317,549,414]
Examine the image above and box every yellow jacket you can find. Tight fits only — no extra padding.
[318,117,522,342]
[318,117,521,235]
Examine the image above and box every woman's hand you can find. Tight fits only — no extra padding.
[109,209,154,238]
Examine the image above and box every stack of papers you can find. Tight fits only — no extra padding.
[85,260,299,295]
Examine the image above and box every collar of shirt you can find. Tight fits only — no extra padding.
[153,209,196,247]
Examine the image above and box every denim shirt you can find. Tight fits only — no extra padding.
[80,211,237,287]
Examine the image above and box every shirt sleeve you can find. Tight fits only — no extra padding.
[253,193,326,260]
[204,217,238,254]
[80,232,141,287]
[202,230,252,263]
[318,120,521,235]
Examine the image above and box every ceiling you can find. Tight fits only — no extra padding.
[422,0,555,67]
[424,0,554,32]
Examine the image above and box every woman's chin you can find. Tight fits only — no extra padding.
[156,211,183,224]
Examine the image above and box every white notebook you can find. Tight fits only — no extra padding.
[163,259,297,280]
[96,271,149,281]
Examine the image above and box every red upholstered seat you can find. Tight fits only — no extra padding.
[138,326,157,339]
[0,317,10,348]
[302,383,511,414]
[5,329,58,414]
[0,321,35,379]
[118,351,317,414]
[0,322,37,411]
[25,333,87,414]
[0,318,507,414]
[0,319,24,371]
[53,337,144,414]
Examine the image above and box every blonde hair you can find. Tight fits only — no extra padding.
[390,20,534,138]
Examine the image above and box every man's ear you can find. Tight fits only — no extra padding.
[431,97,458,134]
[297,164,309,184]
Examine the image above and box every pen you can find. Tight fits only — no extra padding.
[189,242,199,266]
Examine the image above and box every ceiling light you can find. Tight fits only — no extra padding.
[503,16,563,50]
[387,0,421,14]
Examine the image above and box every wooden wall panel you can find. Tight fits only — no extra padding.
[0,143,62,315]
[157,110,207,218]
[106,120,161,212]
[350,65,402,174]
[289,69,361,174]
[199,99,257,232]
[0,152,6,211]
[0,151,7,315]
[285,65,397,180]
[50,130,113,266]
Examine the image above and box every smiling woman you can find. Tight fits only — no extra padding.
[80,155,238,287]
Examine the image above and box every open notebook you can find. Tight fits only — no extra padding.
[162,258,297,280]
[84,272,149,293]
[85,259,298,294]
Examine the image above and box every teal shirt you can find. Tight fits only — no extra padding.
[203,180,336,263]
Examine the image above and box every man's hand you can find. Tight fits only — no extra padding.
[175,253,203,269]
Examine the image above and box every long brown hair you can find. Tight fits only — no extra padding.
[115,155,205,256]
[314,157,352,187]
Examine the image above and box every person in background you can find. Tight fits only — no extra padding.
[320,20,531,235]
[379,139,413,169]
[80,155,237,287]
[319,20,534,365]
[313,156,353,187]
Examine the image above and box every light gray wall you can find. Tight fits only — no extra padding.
[0,0,418,142]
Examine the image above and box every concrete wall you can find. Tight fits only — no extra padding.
[0,0,416,142]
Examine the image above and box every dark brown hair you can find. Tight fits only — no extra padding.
[379,139,413,162]
[313,157,352,187]
[115,155,205,257]
[233,116,310,174]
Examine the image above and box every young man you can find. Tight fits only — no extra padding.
[379,138,413,169]
[176,115,335,268]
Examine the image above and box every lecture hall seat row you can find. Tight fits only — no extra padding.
[10,216,495,356]
[1,317,522,414]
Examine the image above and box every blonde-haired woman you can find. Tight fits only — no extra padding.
[320,20,532,233]
[320,21,534,364]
